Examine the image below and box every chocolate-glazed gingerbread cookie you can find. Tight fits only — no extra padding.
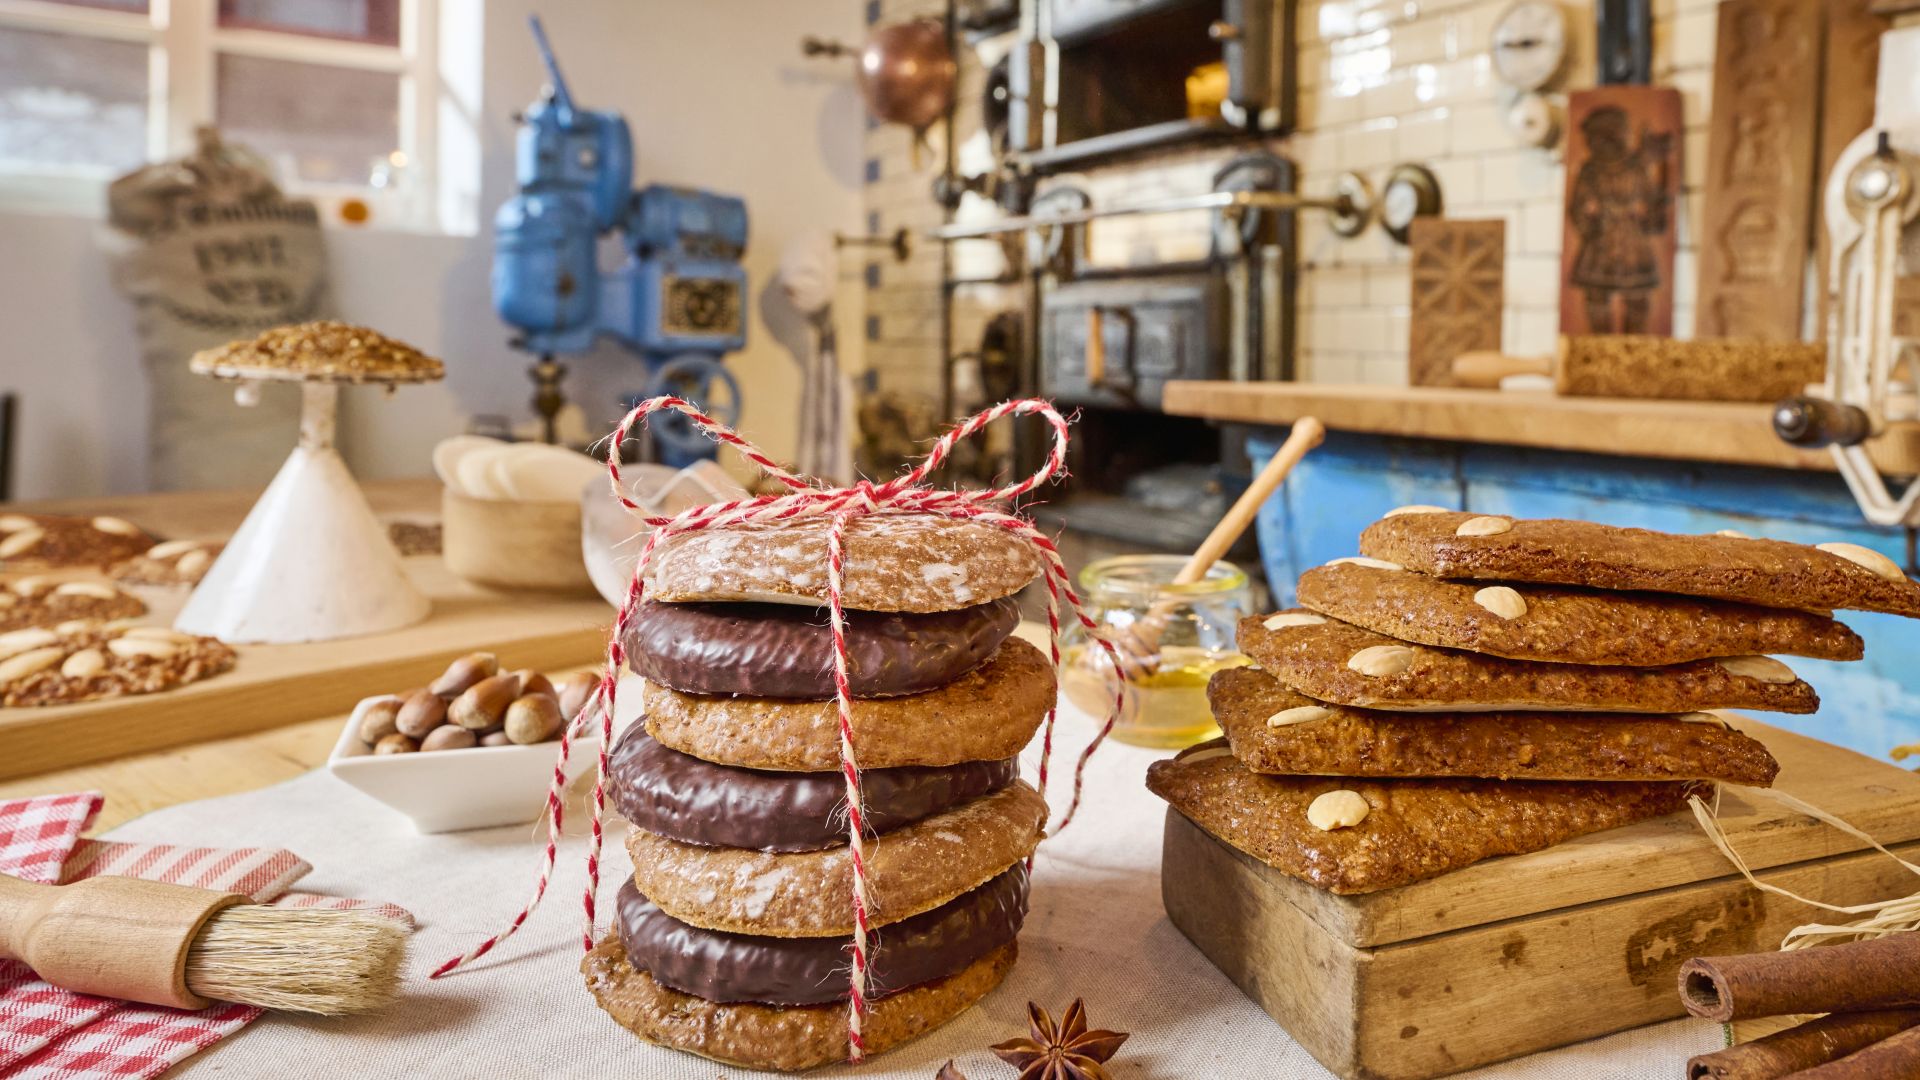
[615,864,1027,1006]
[622,596,1018,699]
[608,725,1016,852]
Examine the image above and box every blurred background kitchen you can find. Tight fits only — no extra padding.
[6,0,1920,754]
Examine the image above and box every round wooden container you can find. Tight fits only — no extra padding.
[440,488,594,593]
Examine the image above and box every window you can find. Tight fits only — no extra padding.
[0,0,476,233]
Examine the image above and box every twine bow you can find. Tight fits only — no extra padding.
[432,396,1128,1063]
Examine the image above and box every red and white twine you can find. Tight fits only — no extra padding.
[431,396,1129,1063]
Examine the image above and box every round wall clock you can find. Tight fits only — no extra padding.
[1491,0,1568,92]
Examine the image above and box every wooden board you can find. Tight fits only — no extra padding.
[1158,381,1920,476]
[1161,719,1920,1079]
[1407,219,1504,387]
[1695,0,1821,340]
[0,479,610,780]
[1815,0,1888,338]
[1560,87,1683,338]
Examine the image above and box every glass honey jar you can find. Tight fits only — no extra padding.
[1058,555,1255,748]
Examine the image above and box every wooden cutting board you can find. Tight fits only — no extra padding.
[1695,0,1820,340]
[1559,87,1683,338]
[1161,719,1920,1079]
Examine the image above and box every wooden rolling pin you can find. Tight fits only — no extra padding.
[1450,336,1826,403]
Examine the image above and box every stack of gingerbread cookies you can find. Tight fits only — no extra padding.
[1151,508,1920,896]
[582,514,1057,1071]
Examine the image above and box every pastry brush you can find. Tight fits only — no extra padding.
[0,873,406,1014]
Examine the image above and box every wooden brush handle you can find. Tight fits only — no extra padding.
[1174,416,1326,586]
[0,874,246,1009]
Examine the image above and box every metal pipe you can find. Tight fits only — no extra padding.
[928,189,1352,240]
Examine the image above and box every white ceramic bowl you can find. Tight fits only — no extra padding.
[327,696,601,834]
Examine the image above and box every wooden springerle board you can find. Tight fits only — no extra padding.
[1160,719,1920,1080]
[1559,87,1683,338]
[1407,219,1504,387]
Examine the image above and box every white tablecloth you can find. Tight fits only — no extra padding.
[123,704,1723,1079]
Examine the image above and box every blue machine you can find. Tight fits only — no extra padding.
[492,17,747,463]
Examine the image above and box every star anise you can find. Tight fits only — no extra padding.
[990,998,1130,1080]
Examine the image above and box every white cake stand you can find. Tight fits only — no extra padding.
[175,328,441,643]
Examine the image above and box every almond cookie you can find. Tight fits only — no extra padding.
[1146,741,1702,894]
[1296,560,1863,666]
[0,513,155,571]
[109,539,222,587]
[625,781,1047,937]
[0,579,145,633]
[642,514,1043,612]
[582,935,1015,1072]
[1210,667,1779,785]
[644,637,1054,770]
[1241,612,1819,714]
[1358,511,1920,617]
[0,621,235,707]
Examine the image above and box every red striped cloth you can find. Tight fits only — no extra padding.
[0,793,409,1079]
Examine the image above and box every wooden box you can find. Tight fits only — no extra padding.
[1160,720,1920,1079]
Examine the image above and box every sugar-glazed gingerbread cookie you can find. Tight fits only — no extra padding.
[582,937,1015,1072]
[1146,741,1701,894]
[1210,666,1779,785]
[1239,612,1819,714]
[642,514,1042,612]
[1296,560,1863,666]
[643,637,1053,771]
[1358,510,1920,617]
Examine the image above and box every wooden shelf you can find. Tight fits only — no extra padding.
[1162,382,1920,474]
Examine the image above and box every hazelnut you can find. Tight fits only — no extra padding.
[373,733,419,755]
[556,670,599,720]
[429,652,500,697]
[357,696,404,744]
[395,689,448,738]
[420,725,479,752]
[510,669,556,699]
[480,730,513,747]
[451,673,521,730]
[504,692,564,744]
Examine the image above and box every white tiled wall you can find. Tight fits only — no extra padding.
[862,0,1723,395]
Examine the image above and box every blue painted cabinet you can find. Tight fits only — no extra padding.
[1248,427,1920,759]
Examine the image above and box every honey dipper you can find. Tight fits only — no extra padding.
[0,874,406,1014]
[1108,416,1325,677]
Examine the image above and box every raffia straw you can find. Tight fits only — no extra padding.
[1688,785,1920,950]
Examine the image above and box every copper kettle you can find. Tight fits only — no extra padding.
[805,18,955,137]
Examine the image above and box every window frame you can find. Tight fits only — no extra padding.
[0,0,445,232]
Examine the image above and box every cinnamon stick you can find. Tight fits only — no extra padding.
[1686,1010,1920,1079]
[1781,1024,1920,1078]
[1678,935,1920,1022]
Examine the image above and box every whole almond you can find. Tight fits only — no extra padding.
[11,577,48,597]
[0,528,45,558]
[1473,586,1528,620]
[420,724,479,752]
[451,673,521,730]
[122,626,191,643]
[54,620,94,635]
[60,649,106,678]
[108,637,177,660]
[1455,515,1513,537]
[480,730,512,747]
[511,669,557,699]
[0,594,14,609]
[175,549,213,579]
[1347,644,1415,677]
[373,733,419,755]
[504,692,564,744]
[91,516,142,537]
[0,628,59,661]
[430,652,500,697]
[54,582,120,601]
[0,515,32,532]
[0,646,65,683]
[395,689,448,738]
[357,696,404,744]
[1307,789,1372,831]
[146,539,201,560]
[556,670,598,719]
